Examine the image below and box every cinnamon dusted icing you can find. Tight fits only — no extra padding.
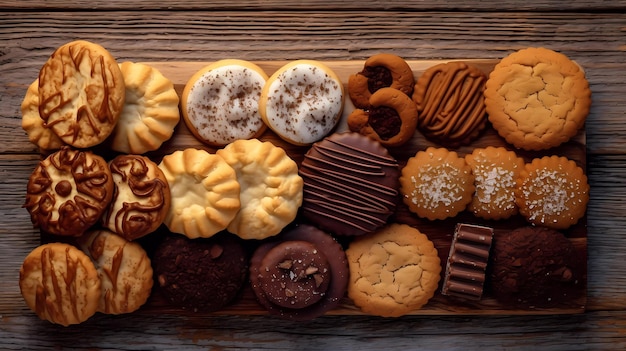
[299,132,400,236]
[24,147,114,236]
[102,155,170,240]
[413,61,487,146]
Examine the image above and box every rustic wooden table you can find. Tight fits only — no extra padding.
[2,1,626,350]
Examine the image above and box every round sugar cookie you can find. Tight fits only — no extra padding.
[77,229,153,315]
[38,40,125,148]
[19,243,101,326]
[216,139,303,239]
[259,60,344,145]
[182,59,268,146]
[346,223,441,317]
[484,47,591,151]
[158,148,241,239]
[110,61,180,154]
[21,79,65,151]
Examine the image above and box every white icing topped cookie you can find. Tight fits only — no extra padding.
[182,59,268,146]
[259,60,344,145]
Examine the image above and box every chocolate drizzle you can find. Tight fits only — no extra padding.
[299,132,399,236]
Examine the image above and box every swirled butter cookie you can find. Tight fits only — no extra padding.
[102,155,170,240]
[19,243,101,326]
[158,148,241,239]
[259,60,344,145]
[484,47,591,150]
[38,40,125,148]
[216,139,303,239]
[21,79,65,151]
[182,59,268,146]
[24,147,114,236]
[346,223,441,317]
[110,61,180,154]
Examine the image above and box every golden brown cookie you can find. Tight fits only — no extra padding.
[38,40,125,148]
[110,61,180,154]
[484,47,591,151]
[77,229,153,315]
[259,60,344,145]
[400,147,474,220]
[516,155,589,229]
[19,243,101,326]
[346,223,441,317]
[216,139,303,239]
[21,79,65,151]
[102,155,171,241]
[348,53,414,109]
[465,146,525,220]
[413,61,488,147]
[24,147,114,236]
[347,87,418,147]
[182,59,268,147]
[158,148,241,239]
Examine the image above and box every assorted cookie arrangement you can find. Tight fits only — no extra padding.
[18,41,590,325]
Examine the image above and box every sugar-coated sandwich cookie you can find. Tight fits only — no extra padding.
[485,47,591,151]
[182,59,268,146]
[19,243,101,326]
[465,146,525,220]
[21,79,65,151]
[491,226,581,307]
[346,223,441,317]
[24,147,114,237]
[38,40,125,148]
[216,139,303,240]
[110,62,180,154]
[77,229,153,314]
[158,148,241,239]
[348,53,415,109]
[153,232,248,312]
[249,224,349,321]
[299,132,400,236]
[400,147,474,220]
[102,155,170,241]
[516,155,589,229]
[413,61,488,147]
[347,87,418,147]
[259,60,344,145]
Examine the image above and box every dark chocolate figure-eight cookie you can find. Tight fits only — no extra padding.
[348,53,415,109]
[347,87,418,147]
[249,225,349,321]
[24,146,114,236]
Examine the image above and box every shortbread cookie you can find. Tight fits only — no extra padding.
[485,47,591,150]
[21,79,65,151]
[400,147,474,220]
[259,60,344,145]
[216,139,303,239]
[110,61,180,154]
[19,243,101,326]
[347,87,418,147]
[102,155,170,240]
[346,223,441,317]
[77,229,153,314]
[38,40,125,148]
[348,53,414,109]
[158,148,241,239]
[413,61,488,147]
[182,59,268,146]
[465,146,525,220]
[516,155,589,229]
[24,147,114,236]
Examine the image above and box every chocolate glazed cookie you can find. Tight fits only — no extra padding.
[250,225,349,321]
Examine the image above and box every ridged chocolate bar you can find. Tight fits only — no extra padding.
[442,223,494,300]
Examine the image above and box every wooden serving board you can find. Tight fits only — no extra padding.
[45,60,588,316]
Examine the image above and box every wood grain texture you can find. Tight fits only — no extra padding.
[1,3,625,350]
